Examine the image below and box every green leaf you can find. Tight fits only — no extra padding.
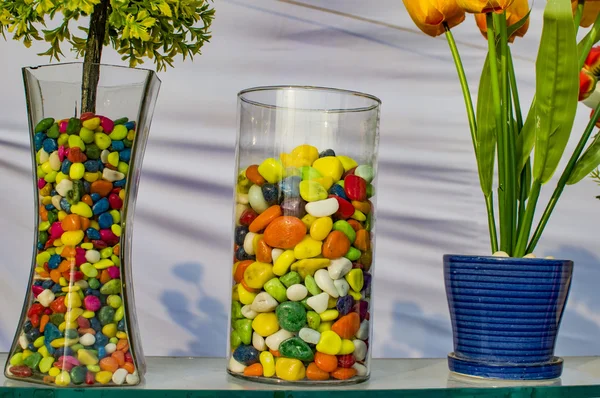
[567,133,600,184]
[507,9,531,40]
[517,100,535,175]
[532,0,579,184]
[476,54,498,197]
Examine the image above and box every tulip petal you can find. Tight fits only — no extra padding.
[580,69,598,101]
[457,0,515,14]
[402,0,465,37]
[585,46,600,76]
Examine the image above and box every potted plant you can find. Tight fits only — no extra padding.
[402,0,600,380]
[0,0,214,387]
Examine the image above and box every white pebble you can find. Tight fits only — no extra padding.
[100,149,110,164]
[314,269,339,298]
[493,251,509,257]
[251,292,278,312]
[265,329,294,351]
[51,195,62,210]
[39,149,49,163]
[306,292,330,314]
[328,257,352,280]
[334,279,350,297]
[105,343,117,354]
[112,368,128,385]
[286,284,308,301]
[37,289,55,307]
[305,198,339,217]
[243,232,257,255]
[248,184,269,214]
[356,320,369,340]
[55,179,73,197]
[126,372,140,385]
[79,333,96,346]
[228,356,246,373]
[252,332,267,351]
[353,339,367,361]
[524,253,536,258]
[241,305,258,320]
[271,248,284,264]
[49,151,61,171]
[546,256,555,259]
[102,168,125,182]
[19,334,28,350]
[237,193,249,204]
[352,362,368,377]
[299,328,320,345]
[85,250,101,264]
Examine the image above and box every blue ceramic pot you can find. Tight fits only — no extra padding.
[444,254,573,380]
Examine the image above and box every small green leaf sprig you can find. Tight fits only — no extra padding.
[0,0,215,71]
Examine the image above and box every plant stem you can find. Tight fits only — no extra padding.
[526,101,600,254]
[574,0,585,32]
[514,179,541,257]
[485,195,499,253]
[486,13,507,254]
[81,0,109,114]
[579,11,600,70]
[507,49,523,132]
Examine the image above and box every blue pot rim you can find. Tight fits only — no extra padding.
[444,254,573,266]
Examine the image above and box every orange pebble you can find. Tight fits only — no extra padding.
[249,205,282,233]
[61,247,76,258]
[91,180,113,197]
[347,219,363,232]
[351,200,371,214]
[255,239,273,263]
[61,214,81,231]
[57,259,75,273]
[99,357,119,373]
[40,206,48,222]
[112,350,125,366]
[241,279,260,293]
[306,362,330,380]
[331,313,360,339]
[269,349,281,357]
[245,165,266,186]
[37,270,50,278]
[78,328,96,335]
[233,260,254,283]
[122,362,135,374]
[314,352,338,373]
[353,229,370,251]
[243,363,263,377]
[39,314,49,333]
[116,339,129,353]
[50,269,62,283]
[113,244,120,257]
[42,375,55,384]
[99,270,111,284]
[322,231,351,259]
[81,195,93,206]
[263,216,306,249]
[331,367,357,380]
[80,216,91,231]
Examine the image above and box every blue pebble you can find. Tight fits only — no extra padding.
[336,295,355,316]
[124,121,135,130]
[111,141,125,151]
[279,176,302,198]
[33,280,43,286]
[50,190,57,196]
[61,160,72,175]
[90,318,102,332]
[45,343,56,356]
[95,332,108,347]
[51,284,62,294]
[53,346,71,359]
[44,323,62,343]
[37,243,45,251]
[45,204,55,211]
[28,343,36,351]
[84,160,100,172]
[234,226,249,246]
[92,198,109,215]
[98,162,105,171]
[42,138,58,153]
[90,193,101,203]
[261,183,280,205]
[23,321,33,333]
[26,328,41,342]
[319,149,336,158]
[329,184,349,201]
[233,345,260,366]
[235,246,255,261]
[60,198,71,212]
[85,288,101,298]
[48,254,61,270]
[114,179,127,188]
[117,319,125,331]
[83,181,91,194]
[34,133,46,151]
[86,228,101,240]
[97,346,106,360]
[42,280,54,289]
[98,213,114,229]
[119,148,131,162]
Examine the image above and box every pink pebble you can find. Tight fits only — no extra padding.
[58,146,66,162]
[108,193,123,210]
[58,356,80,367]
[38,178,46,189]
[59,120,68,133]
[100,230,119,245]
[44,308,52,315]
[75,248,87,266]
[99,116,114,133]
[49,222,64,240]
[83,295,101,312]
[107,266,120,279]
[31,285,43,298]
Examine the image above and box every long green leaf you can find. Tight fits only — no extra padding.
[476,54,497,197]
[567,133,600,184]
[532,0,579,184]
[516,101,535,175]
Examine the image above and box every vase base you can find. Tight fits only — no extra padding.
[447,352,563,380]
[227,370,369,386]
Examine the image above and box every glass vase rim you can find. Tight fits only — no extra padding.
[237,85,381,113]
[22,61,161,82]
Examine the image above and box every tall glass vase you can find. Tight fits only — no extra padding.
[227,86,381,384]
[4,63,160,387]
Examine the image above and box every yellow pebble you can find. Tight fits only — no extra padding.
[114,305,124,322]
[55,172,68,184]
[90,220,100,230]
[293,236,322,260]
[290,258,330,279]
[260,351,275,377]
[110,210,120,223]
[243,261,274,290]
[102,323,117,338]
[320,309,339,322]
[351,209,367,222]
[94,259,114,270]
[316,330,342,355]
[231,284,240,302]
[64,292,82,308]
[312,156,344,182]
[78,349,99,366]
[291,145,319,165]
[57,210,67,221]
[65,308,84,323]
[117,162,129,175]
[238,284,257,305]
[318,321,332,333]
[116,331,128,340]
[41,161,53,174]
[70,202,93,218]
[107,152,119,167]
[82,117,101,130]
[81,242,93,250]
[84,172,100,182]
[36,252,51,267]
[50,338,66,348]
[61,230,85,246]
[273,250,296,276]
[55,370,71,386]
[82,311,95,318]
[33,336,45,348]
[348,290,362,301]
[35,267,46,275]
[339,339,355,355]
[299,180,328,202]
[127,130,135,140]
[345,269,364,292]
[301,214,318,229]
[48,367,61,377]
[41,196,53,206]
[87,364,101,373]
[95,371,113,384]
[337,155,358,172]
[21,350,33,360]
[111,224,122,237]
[69,163,85,180]
[275,358,306,381]
[257,158,285,184]
[59,277,68,287]
[314,176,334,190]
[310,217,333,241]
[252,313,280,337]
[327,296,338,309]
[53,238,63,247]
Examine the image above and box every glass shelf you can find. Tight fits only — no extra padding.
[2,353,600,397]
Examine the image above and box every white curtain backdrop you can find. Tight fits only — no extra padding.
[1,0,599,358]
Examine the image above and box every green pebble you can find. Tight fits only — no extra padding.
[66,118,82,135]
[231,301,243,320]
[70,343,83,352]
[79,127,95,144]
[64,329,78,339]
[336,180,345,188]
[276,301,306,332]
[123,138,133,148]
[87,365,100,373]
[47,211,58,224]
[35,117,54,133]
[280,272,301,288]
[345,247,362,261]
[50,313,64,326]
[367,183,374,198]
[98,306,115,326]
[88,278,100,290]
[230,330,242,349]
[117,162,129,174]
[23,352,42,370]
[106,295,123,309]
[46,123,60,139]
[38,231,48,245]
[354,165,374,183]
[304,275,321,296]
[9,353,23,366]
[279,337,314,361]
[57,134,69,147]
[39,357,55,373]
[80,263,98,278]
[300,297,311,310]
[100,247,113,259]
[366,211,373,232]
[114,117,128,125]
[100,279,121,295]
[234,319,252,345]
[333,220,356,243]
[264,278,287,302]
[109,125,128,141]
[109,337,119,344]
[85,144,101,160]
[68,134,85,150]
[70,365,87,385]
[299,166,322,181]
[307,311,321,330]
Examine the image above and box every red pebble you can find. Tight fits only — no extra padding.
[80,112,95,121]
[28,303,45,318]
[44,308,52,315]
[30,313,41,328]
[32,285,44,297]
[85,371,95,385]
[77,316,90,329]
[92,240,108,250]
[99,116,114,133]
[352,262,364,269]
[99,230,119,246]
[124,352,133,363]
[108,193,123,210]
[337,354,356,368]
[329,195,355,219]
[344,175,367,201]
[49,296,67,313]
[69,271,84,282]
[9,365,32,377]
[59,120,68,133]
[342,166,357,179]
[239,209,258,226]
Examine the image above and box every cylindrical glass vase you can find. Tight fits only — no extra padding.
[4,63,160,387]
[227,86,381,384]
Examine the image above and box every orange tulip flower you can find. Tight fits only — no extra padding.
[474,0,529,42]
[402,0,466,37]
[456,0,514,14]
[573,0,600,28]
[580,69,597,101]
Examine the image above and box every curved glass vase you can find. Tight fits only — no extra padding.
[4,63,160,387]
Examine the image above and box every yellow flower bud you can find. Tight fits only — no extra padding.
[402,0,466,37]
